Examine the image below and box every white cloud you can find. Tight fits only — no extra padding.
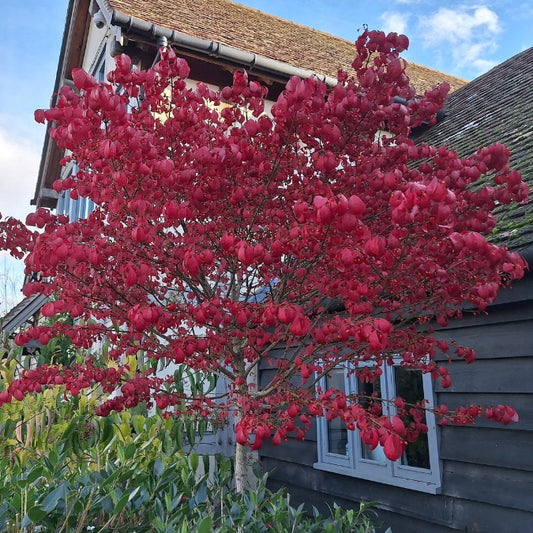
[420,5,501,76]
[424,6,500,44]
[0,253,25,314]
[459,42,498,72]
[0,118,42,311]
[0,119,40,222]
[381,11,410,35]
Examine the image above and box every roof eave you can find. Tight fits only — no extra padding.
[109,9,338,86]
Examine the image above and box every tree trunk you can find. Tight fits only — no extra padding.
[234,441,257,493]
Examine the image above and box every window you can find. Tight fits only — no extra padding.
[93,48,107,84]
[315,361,441,493]
[56,50,107,220]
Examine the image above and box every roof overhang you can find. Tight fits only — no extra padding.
[107,8,337,86]
[0,293,49,334]
[33,0,341,210]
[33,0,92,209]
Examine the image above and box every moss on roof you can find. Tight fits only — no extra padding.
[415,47,533,253]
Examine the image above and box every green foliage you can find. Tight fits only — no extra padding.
[0,403,214,532]
[0,446,379,532]
[0,393,380,532]
[210,472,379,532]
[0,335,381,532]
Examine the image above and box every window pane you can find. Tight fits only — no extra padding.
[394,367,430,469]
[57,191,66,215]
[326,368,348,455]
[357,376,382,413]
[358,376,386,461]
[62,191,70,218]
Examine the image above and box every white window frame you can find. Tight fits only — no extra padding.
[314,361,441,493]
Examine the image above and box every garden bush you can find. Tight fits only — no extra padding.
[0,337,382,532]
[0,396,380,532]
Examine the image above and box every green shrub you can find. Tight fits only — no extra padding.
[0,337,381,532]
[0,448,379,532]
[0,404,380,532]
[0,406,213,532]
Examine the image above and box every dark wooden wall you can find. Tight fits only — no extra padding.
[259,274,533,532]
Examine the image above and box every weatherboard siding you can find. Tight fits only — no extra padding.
[260,275,533,532]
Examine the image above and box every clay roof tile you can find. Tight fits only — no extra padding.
[107,0,466,94]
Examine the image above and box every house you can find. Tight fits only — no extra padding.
[28,1,533,532]
[33,0,465,212]
[261,48,533,532]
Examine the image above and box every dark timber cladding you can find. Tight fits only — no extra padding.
[260,285,533,533]
[260,47,533,533]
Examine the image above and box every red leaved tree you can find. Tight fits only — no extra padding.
[0,30,527,490]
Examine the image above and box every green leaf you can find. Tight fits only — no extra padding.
[175,420,184,450]
[69,498,85,519]
[197,418,206,440]
[100,495,115,514]
[26,505,48,523]
[41,483,67,512]
[194,481,207,505]
[197,516,212,533]
[230,501,242,519]
[128,486,141,504]
[100,465,123,489]
[153,458,164,478]
[189,452,199,473]
[16,478,30,489]
[99,415,114,443]
[46,449,58,470]
[202,454,211,475]
[113,490,130,515]
[186,420,196,447]
[101,341,109,363]
[0,419,17,440]
[132,414,146,434]
[124,442,137,460]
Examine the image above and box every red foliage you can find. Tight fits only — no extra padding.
[0,30,527,457]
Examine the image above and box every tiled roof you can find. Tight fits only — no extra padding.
[105,0,466,95]
[414,47,533,253]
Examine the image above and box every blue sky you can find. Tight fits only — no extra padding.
[0,0,532,309]
[240,0,533,80]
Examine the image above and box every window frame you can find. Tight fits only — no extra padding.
[314,360,441,494]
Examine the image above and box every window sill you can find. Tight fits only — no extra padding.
[313,461,441,495]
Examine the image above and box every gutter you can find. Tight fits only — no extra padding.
[108,10,338,87]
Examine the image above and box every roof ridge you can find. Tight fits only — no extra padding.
[448,46,533,100]
[406,60,467,85]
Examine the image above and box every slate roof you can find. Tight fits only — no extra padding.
[0,293,48,334]
[104,0,466,95]
[414,47,533,253]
